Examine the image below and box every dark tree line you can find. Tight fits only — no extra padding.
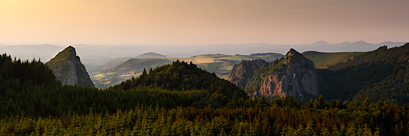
[0,54,60,86]
[2,96,409,135]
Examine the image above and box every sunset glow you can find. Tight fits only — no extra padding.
[1,0,408,45]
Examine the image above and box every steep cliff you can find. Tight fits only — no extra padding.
[227,59,267,89]
[46,46,95,88]
[250,48,319,99]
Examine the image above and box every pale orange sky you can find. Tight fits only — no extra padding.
[1,0,408,45]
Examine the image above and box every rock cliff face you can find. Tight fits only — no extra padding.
[253,48,319,99]
[46,46,95,88]
[227,59,266,89]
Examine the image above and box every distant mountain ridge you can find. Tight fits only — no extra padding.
[0,41,404,64]
[46,46,95,88]
[135,52,166,59]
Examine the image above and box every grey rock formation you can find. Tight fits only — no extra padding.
[254,48,319,100]
[46,46,95,88]
[228,59,266,89]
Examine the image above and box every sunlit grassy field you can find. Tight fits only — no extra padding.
[302,51,364,69]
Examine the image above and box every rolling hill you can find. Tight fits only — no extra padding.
[135,52,166,59]
[91,58,172,89]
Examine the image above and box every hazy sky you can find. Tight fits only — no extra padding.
[1,0,408,45]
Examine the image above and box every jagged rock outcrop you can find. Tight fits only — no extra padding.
[46,46,95,88]
[253,48,319,100]
[228,59,266,89]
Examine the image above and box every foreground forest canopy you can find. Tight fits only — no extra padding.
[1,43,409,135]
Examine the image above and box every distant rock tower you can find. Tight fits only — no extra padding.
[46,46,95,88]
[253,48,319,100]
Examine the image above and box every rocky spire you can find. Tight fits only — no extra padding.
[46,46,95,88]
[254,48,319,100]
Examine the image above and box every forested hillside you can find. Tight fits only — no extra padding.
[111,60,248,108]
[319,43,409,104]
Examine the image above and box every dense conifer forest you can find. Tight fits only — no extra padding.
[1,42,409,135]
